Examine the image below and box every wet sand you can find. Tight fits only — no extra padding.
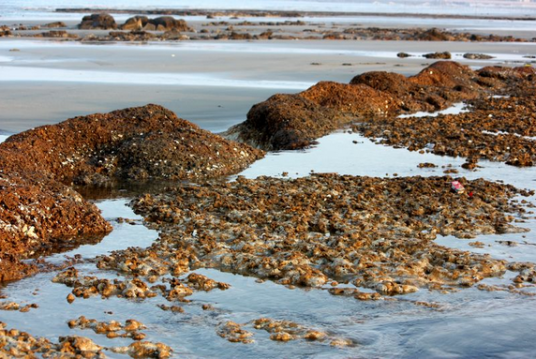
[1,39,534,133]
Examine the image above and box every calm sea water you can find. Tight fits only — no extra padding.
[2,0,536,17]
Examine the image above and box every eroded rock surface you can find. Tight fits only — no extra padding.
[226,61,534,158]
[120,174,531,293]
[355,66,536,166]
[78,13,118,30]
[0,104,263,282]
[121,16,192,32]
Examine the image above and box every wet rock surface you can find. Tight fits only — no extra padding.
[0,320,172,358]
[226,61,493,150]
[355,67,536,167]
[228,61,535,159]
[119,174,532,293]
[78,13,118,30]
[0,104,263,282]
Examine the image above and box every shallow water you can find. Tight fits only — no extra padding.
[1,112,536,357]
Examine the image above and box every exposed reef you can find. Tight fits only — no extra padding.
[3,12,535,42]
[121,174,532,294]
[226,61,535,167]
[0,104,263,282]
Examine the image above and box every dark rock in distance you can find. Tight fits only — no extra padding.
[43,21,67,28]
[121,16,149,31]
[397,52,412,58]
[78,13,117,30]
[423,51,452,59]
[463,53,495,60]
[120,15,192,32]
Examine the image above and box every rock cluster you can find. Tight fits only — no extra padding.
[7,13,535,43]
[423,51,452,59]
[78,13,118,30]
[226,61,501,151]
[355,68,536,166]
[335,27,532,42]
[77,13,192,32]
[68,316,147,340]
[53,266,230,303]
[0,104,263,282]
[228,61,535,162]
[121,16,192,32]
[117,174,532,294]
[216,321,254,343]
[252,318,342,344]
[80,29,189,42]
[0,321,172,358]
[215,317,349,345]
[0,322,104,358]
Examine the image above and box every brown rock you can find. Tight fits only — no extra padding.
[121,16,149,31]
[397,52,412,58]
[144,16,192,32]
[225,94,341,150]
[418,28,453,41]
[228,61,487,151]
[78,13,117,30]
[423,51,452,59]
[43,21,67,28]
[0,104,263,283]
[463,53,495,60]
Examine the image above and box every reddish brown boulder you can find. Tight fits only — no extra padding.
[351,71,415,97]
[228,61,531,152]
[0,169,111,282]
[78,13,117,30]
[141,16,192,32]
[301,81,398,117]
[2,104,263,185]
[120,16,149,31]
[409,61,480,92]
[226,94,342,150]
[0,104,263,282]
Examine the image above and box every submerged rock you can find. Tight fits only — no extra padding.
[423,51,452,59]
[463,53,495,60]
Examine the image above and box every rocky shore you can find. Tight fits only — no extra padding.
[2,13,535,42]
[1,10,536,353]
[0,104,262,282]
[226,61,536,169]
[0,320,172,358]
[103,174,533,295]
[54,8,536,22]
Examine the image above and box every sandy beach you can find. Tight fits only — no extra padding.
[1,38,534,133]
[1,5,536,358]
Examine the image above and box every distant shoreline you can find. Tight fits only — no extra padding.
[55,8,536,21]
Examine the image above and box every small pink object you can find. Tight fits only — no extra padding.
[451,180,465,194]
